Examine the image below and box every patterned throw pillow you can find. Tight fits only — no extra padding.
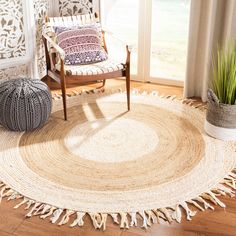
[54,25,108,65]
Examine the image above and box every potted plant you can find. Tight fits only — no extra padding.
[204,40,236,140]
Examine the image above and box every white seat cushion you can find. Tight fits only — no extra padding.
[55,58,125,76]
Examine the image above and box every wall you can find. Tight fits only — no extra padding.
[0,0,97,81]
[0,0,30,80]
[0,0,26,60]
[59,0,93,16]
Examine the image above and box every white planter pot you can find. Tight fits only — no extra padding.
[204,89,236,141]
[204,120,236,141]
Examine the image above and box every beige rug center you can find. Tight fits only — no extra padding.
[64,118,159,163]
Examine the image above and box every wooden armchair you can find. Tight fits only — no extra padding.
[42,13,131,120]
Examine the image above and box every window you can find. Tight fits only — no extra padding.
[101,0,191,85]
[100,0,139,75]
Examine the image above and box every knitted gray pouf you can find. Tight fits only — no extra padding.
[0,78,52,132]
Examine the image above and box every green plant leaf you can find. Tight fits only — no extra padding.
[211,39,236,104]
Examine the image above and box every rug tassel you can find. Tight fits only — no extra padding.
[212,189,227,196]
[159,208,173,224]
[212,184,235,197]
[89,213,102,229]
[165,95,172,99]
[201,192,226,208]
[155,210,168,222]
[199,104,207,109]
[129,212,137,227]
[171,205,182,223]
[70,212,86,227]
[201,193,218,205]
[181,98,188,104]
[119,212,129,229]
[146,210,157,224]
[26,202,41,218]
[110,213,119,224]
[180,202,197,221]
[50,208,64,224]
[188,200,205,212]
[33,204,45,216]
[229,176,236,189]
[229,172,236,179]
[99,213,108,231]
[0,186,7,203]
[14,197,29,209]
[139,210,150,229]
[152,209,161,224]
[206,191,226,208]
[7,192,19,201]
[40,206,56,219]
[71,90,80,96]
[193,104,202,108]
[39,204,52,216]
[223,180,236,190]
[223,178,236,190]
[194,196,214,210]
[25,200,35,210]
[3,189,14,199]
[58,210,75,226]
[217,184,235,197]
[7,192,22,201]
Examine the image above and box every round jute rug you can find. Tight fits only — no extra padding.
[0,90,235,230]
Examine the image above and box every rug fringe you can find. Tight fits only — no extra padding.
[129,212,138,227]
[58,210,75,226]
[51,88,207,111]
[0,169,235,230]
[70,212,86,227]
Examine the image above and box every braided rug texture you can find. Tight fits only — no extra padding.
[0,89,235,230]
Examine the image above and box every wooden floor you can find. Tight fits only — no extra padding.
[1,79,236,236]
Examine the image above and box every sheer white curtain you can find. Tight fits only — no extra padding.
[184,0,236,102]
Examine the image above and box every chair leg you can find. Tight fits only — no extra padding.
[102,80,106,87]
[60,72,67,121]
[47,75,52,88]
[126,69,131,111]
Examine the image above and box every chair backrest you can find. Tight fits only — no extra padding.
[46,13,99,28]
[43,13,105,71]
[44,13,101,42]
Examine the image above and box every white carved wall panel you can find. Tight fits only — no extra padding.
[58,0,93,16]
[0,65,29,81]
[0,0,26,60]
[0,0,98,81]
[34,0,48,79]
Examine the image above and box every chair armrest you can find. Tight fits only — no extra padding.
[42,33,66,61]
[102,28,134,53]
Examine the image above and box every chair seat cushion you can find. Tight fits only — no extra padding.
[55,58,125,76]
